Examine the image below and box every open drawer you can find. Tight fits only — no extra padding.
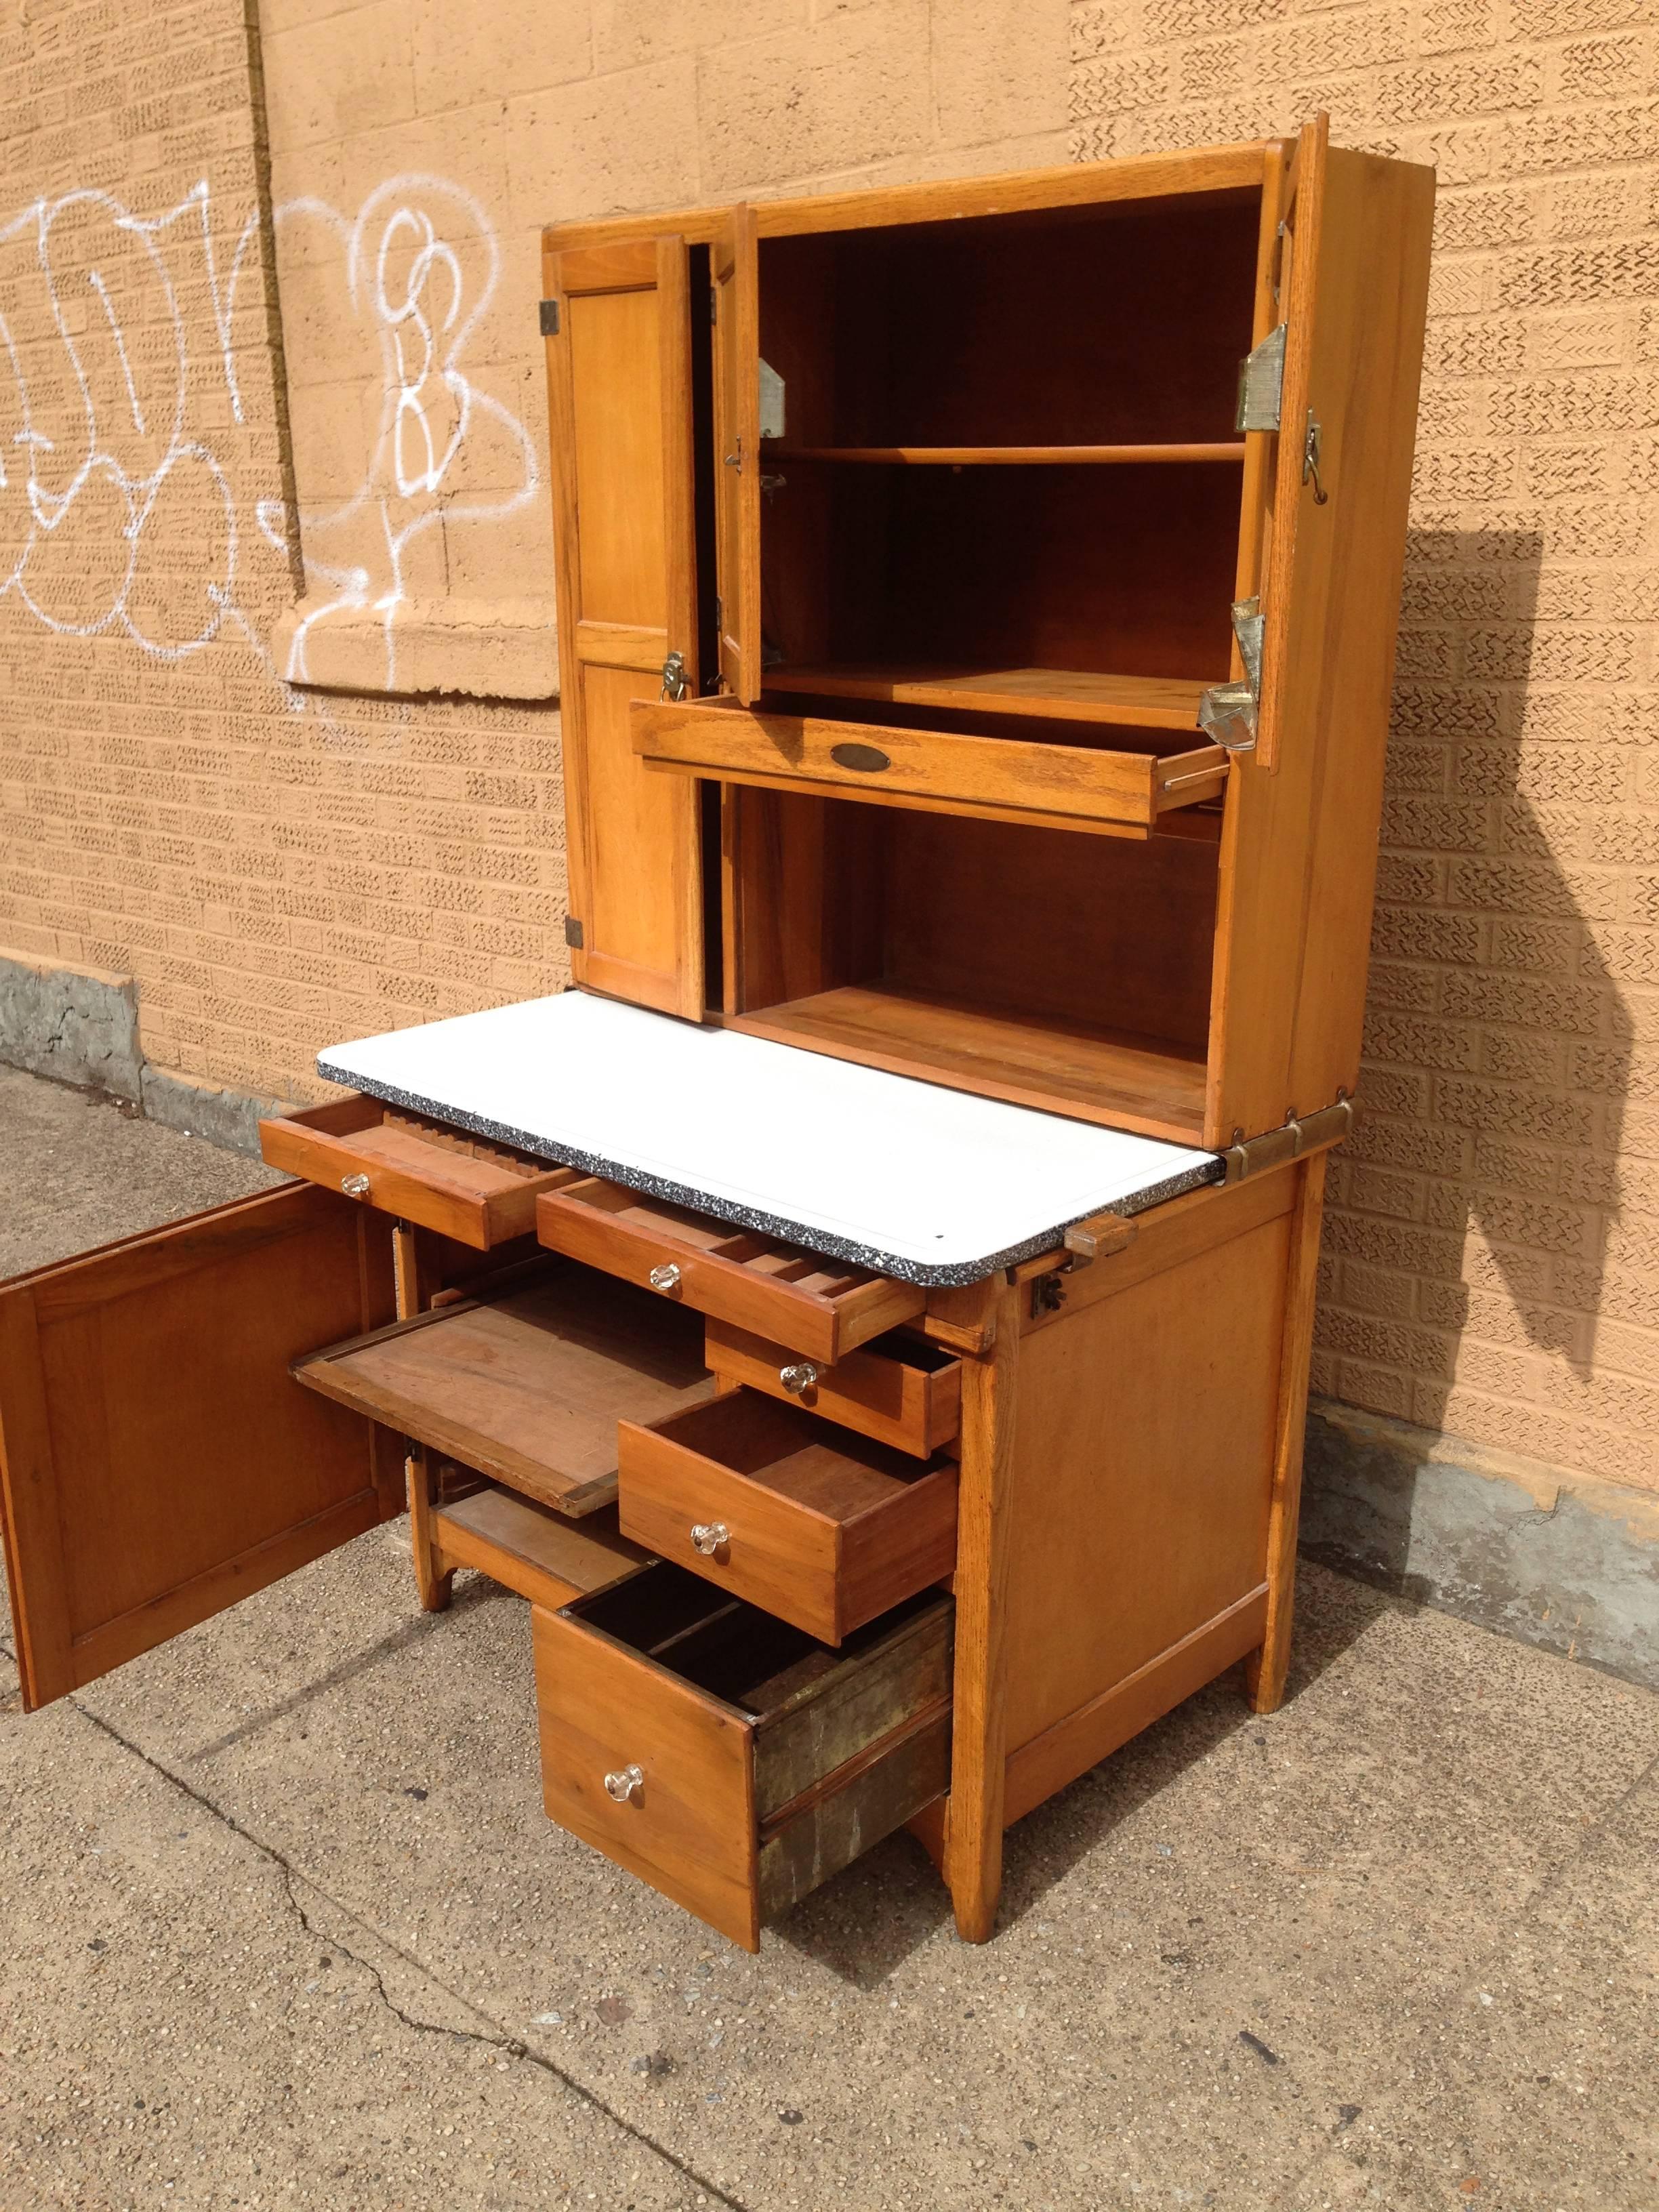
[704,1319,961,1458]
[535,1178,924,1363]
[533,1565,951,1950]
[618,1390,958,1643]
[632,694,1228,838]
[260,1096,575,1248]
[293,1259,714,1516]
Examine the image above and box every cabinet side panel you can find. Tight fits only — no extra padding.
[1209,150,1435,1141]
[1002,1206,1290,1759]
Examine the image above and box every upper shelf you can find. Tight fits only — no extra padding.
[766,663,1217,732]
[763,443,1247,466]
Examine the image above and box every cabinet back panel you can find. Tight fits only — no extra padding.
[759,194,1261,448]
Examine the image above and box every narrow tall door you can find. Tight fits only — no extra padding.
[544,235,705,1018]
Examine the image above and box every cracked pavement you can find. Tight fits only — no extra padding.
[3,1065,1658,2211]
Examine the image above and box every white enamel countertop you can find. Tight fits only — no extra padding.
[318,991,1221,1284]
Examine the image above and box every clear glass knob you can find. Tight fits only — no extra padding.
[603,1763,643,1803]
[341,1173,371,1197]
[690,1521,729,1556]
[779,1361,820,1397]
[648,1262,682,1294]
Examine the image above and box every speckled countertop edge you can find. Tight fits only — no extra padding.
[316,1055,1226,1286]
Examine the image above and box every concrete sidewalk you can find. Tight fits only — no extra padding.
[1,1063,1656,2212]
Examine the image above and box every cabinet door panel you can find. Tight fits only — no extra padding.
[0,1183,396,1710]
[545,234,703,1017]
[712,207,760,703]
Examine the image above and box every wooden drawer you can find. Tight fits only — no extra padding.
[617,1391,958,1643]
[703,1319,961,1457]
[260,1097,575,1249]
[632,695,1229,838]
[533,1564,951,1950]
[535,1177,924,1363]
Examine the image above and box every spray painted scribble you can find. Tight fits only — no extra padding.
[0,173,538,691]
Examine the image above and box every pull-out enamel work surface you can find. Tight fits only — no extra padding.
[318,991,1221,1284]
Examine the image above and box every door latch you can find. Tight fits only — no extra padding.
[1302,411,1328,504]
[661,651,690,701]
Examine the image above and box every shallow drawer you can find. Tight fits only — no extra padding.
[632,695,1228,836]
[618,1391,958,1642]
[533,1564,951,1950]
[535,1177,924,1364]
[704,1319,961,1458]
[293,1258,714,1516]
[430,1482,649,1608]
[261,1096,575,1249]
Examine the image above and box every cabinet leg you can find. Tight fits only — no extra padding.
[407,1445,453,1613]
[1246,1152,1327,1716]
[942,1279,1021,1944]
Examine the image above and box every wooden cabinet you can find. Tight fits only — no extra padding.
[1,123,1431,1959]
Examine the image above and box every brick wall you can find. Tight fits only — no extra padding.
[1,0,1654,1502]
[1071,0,1659,1492]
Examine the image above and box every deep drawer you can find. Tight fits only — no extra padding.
[260,1096,575,1249]
[535,1176,924,1363]
[704,1319,961,1458]
[632,695,1228,836]
[533,1565,952,1950]
[617,1390,958,1643]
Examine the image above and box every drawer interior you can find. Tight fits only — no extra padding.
[292,1259,714,1515]
[266,1096,569,1197]
[548,1179,887,1297]
[639,1393,950,1521]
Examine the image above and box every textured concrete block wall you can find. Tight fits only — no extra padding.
[1070,0,1659,1500]
[1,0,1656,1515]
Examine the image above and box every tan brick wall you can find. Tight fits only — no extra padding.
[1071,0,1659,1492]
[3,0,1655,1501]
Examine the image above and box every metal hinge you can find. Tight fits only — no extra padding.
[1221,1097,1355,1183]
[564,915,584,950]
[1235,323,1287,432]
[661,651,690,701]
[1197,596,1267,753]
[539,298,559,337]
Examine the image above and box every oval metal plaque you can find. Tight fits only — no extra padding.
[830,741,890,773]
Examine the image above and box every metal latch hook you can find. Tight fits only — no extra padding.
[1302,411,1328,505]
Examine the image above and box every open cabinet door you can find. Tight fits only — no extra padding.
[1208,115,1434,1144]
[0,1183,398,1711]
[711,207,760,703]
[544,233,704,1019]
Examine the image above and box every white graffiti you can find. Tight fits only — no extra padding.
[0,171,538,691]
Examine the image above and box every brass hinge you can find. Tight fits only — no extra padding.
[1197,596,1266,753]
[539,298,559,336]
[564,915,583,950]
[1221,1097,1355,1182]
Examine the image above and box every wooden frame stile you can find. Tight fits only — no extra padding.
[711,205,760,703]
[542,232,705,1019]
[0,1185,400,1711]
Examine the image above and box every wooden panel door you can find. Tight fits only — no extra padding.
[711,207,760,703]
[544,234,704,1018]
[0,1183,398,1710]
[1207,118,1435,1145]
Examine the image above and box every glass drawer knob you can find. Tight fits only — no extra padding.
[648,1262,682,1294]
[603,1763,644,1804]
[779,1361,820,1397]
[341,1174,371,1197]
[691,1521,729,1556]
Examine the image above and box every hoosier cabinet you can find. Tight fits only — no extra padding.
[0,121,1433,1951]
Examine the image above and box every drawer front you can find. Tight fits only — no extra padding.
[531,1599,759,1949]
[535,1178,923,1363]
[262,1098,574,1249]
[617,1393,958,1644]
[633,697,1228,834]
[703,1319,961,1456]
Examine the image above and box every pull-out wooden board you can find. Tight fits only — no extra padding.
[293,1263,714,1516]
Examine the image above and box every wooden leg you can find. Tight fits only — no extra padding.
[942,1278,1021,1943]
[1246,1151,1328,1715]
[390,1222,453,1611]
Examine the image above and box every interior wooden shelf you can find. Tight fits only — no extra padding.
[727,985,1210,1142]
[763,443,1247,465]
[766,665,1215,733]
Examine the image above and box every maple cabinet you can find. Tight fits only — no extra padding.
[1,123,1431,1956]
